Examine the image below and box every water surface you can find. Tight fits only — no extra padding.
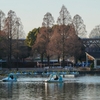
[0,75,100,100]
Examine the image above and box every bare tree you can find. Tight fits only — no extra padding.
[48,25,69,63]
[13,18,25,63]
[89,25,100,38]
[3,10,25,69]
[57,5,72,25]
[42,12,54,66]
[73,14,87,38]
[0,10,6,58]
[57,5,72,67]
[65,27,85,63]
[0,10,5,32]
[32,27,48,63]
[48,24,84,64]
[0,31,7,59]
[42,12,54,28]
[14,18,25,39]
[3,10,17,68]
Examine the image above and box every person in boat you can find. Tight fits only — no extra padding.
[10,75,14,79]
[54,75,59,80]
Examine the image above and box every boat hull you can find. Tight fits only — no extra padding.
[2,73,17,82]
[2,77,17,82]
[46,73,64,83]
[2,79,17,82]
[46,80,64,83]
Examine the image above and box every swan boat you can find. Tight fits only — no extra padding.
[46,73,64,83]
[2,73,17,82]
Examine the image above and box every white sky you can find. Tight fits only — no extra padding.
[0,0,100,37]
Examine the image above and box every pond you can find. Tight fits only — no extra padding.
[0,75,100,100]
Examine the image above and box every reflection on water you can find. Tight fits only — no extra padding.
[0,75,100,100]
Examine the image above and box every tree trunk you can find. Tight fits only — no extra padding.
[47,56,50,67]
[57,56,60,63]
[41,53,44,67]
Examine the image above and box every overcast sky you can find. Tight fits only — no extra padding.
[0,0,100,37]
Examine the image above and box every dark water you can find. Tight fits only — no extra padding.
[0,75,100,100]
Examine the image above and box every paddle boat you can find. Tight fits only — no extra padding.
[64,71,79,78]
[46,73,64,83]
[2,73,17,82]
[42,71,50,77]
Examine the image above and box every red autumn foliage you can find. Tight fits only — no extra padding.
[32,24,84,62]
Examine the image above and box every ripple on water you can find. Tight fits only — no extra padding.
[0,75,100,100]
